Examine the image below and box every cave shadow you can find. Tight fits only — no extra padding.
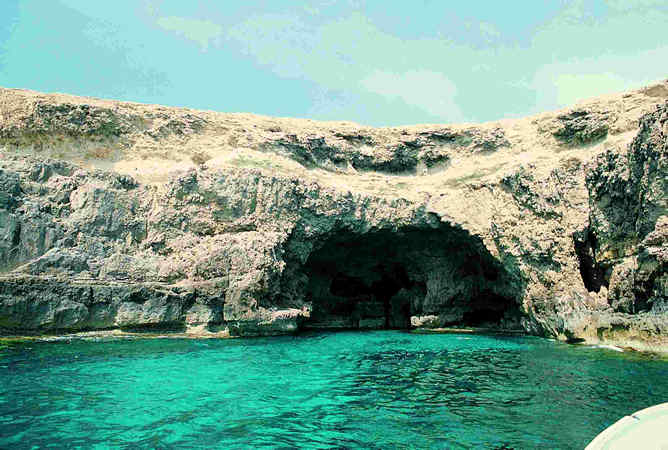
[282,224,526,331]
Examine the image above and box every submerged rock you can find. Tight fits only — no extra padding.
[0,81,666,350]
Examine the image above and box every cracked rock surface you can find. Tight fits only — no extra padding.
[0,80,666,351]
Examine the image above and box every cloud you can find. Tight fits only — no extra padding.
[153,3,668,124]
[531,46,668,110]
[360,70,464,121]
[226,12,469,121]
[227,13,317,78]
[478,21,500,41]
[552,73,627,105]
[156,16,222,50]
[604,0,668,11]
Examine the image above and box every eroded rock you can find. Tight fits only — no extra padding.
[0,84,666,352]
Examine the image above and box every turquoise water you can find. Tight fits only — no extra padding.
[1,331,667,449]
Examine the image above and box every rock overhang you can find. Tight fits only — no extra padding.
[0,82,666,350]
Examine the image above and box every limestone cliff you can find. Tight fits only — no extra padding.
[0,80,666,351]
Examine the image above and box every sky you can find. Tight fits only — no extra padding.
[0,0,667,126]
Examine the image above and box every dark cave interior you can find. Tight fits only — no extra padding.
[573,229,609,293]
[298,228,520,330]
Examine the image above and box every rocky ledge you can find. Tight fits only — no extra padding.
[0,81,666,351]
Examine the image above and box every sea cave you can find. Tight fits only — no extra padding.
[284,226,523,331]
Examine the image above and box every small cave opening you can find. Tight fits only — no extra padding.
[573,228,608,293]
[293,227,522,331]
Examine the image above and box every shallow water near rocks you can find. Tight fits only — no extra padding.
[1,331,667,449]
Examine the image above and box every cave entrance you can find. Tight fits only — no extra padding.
[305,259,417,329]
[296,227,522,331]
[573,228,608,293]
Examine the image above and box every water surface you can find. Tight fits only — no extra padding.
[1,331,667,448]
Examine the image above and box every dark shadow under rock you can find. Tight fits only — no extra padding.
[280,225,524,331]
[573,227,608,293]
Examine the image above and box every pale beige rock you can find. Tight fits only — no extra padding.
[0,80,666,350]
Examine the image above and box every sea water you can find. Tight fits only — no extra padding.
[1,331,667,449]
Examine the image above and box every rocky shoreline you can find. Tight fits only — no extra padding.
[0,81,666,351]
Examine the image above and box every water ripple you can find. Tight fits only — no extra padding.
[1,331,667,449]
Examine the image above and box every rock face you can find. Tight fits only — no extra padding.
[0,81,666,351]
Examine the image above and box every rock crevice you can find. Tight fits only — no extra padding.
[0,83,666,351]
[283,226,522,331]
